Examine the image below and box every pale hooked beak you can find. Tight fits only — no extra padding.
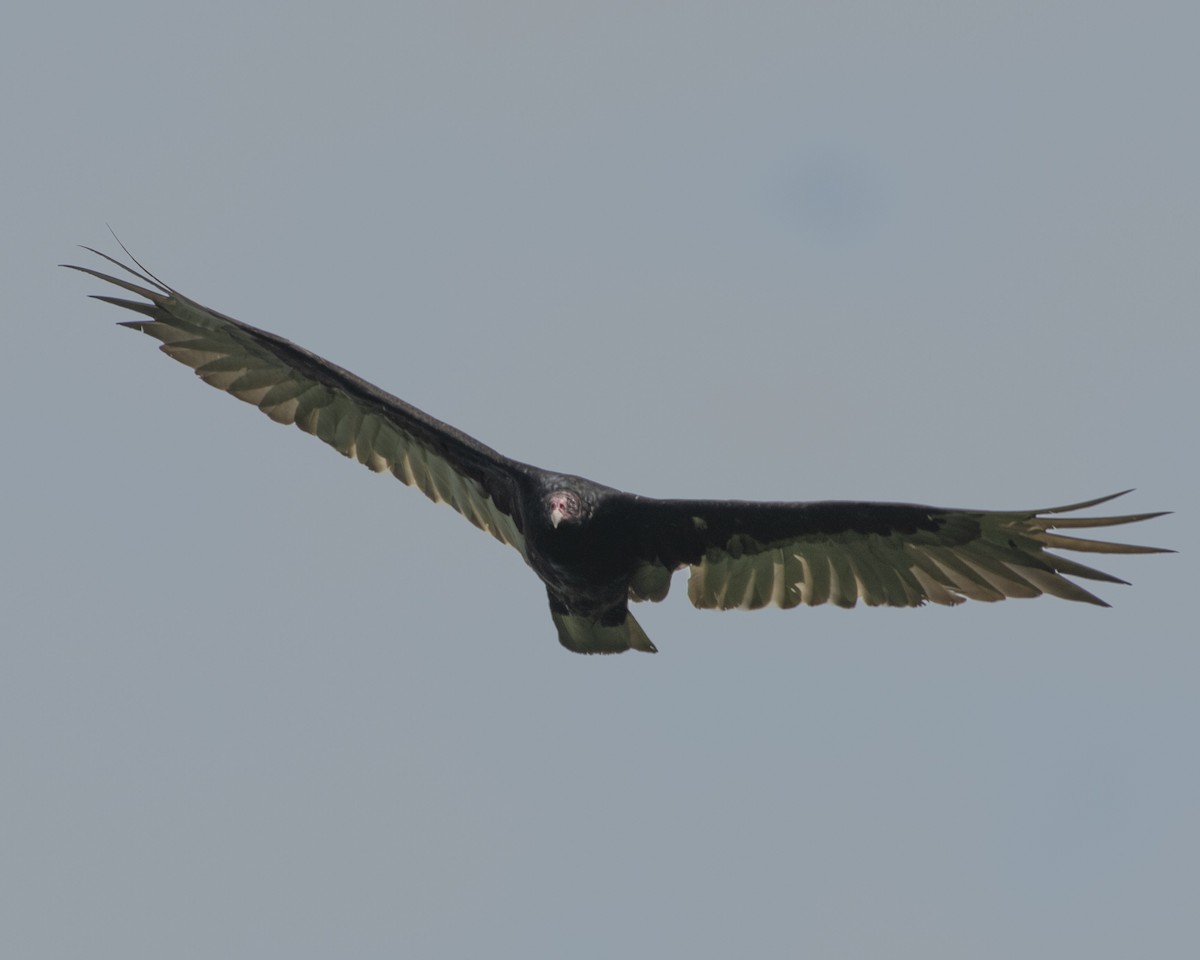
[549,494,569,528]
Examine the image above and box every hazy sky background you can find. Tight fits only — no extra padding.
[4,2,1196,957]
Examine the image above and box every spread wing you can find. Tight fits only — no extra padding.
[65,247,529,553]
[618,492,1169,610]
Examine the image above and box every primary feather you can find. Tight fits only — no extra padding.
[65,246,1170,654]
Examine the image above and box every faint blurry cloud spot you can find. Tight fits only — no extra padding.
[780,151,889,243]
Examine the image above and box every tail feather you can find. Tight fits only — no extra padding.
[550,608,658,655]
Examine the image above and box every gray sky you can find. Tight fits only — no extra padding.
[4,2,1196,957]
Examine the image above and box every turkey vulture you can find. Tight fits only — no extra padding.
[66,246,1169,654]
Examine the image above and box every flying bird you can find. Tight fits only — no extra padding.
[66,246,1169,654]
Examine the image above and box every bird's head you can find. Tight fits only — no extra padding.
[545,489,585,529]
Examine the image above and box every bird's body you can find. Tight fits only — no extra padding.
[67,246,1169,654]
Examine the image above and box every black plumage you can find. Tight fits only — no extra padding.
[66,246,1170,654]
